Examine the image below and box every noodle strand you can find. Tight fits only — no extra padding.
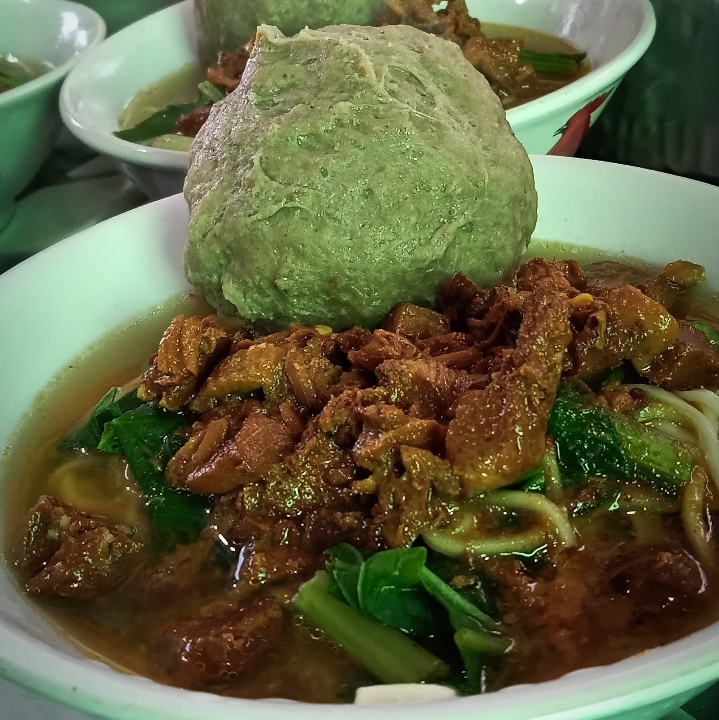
[481,490,577,548]
[626,385,719,491]
[681,466,716,570]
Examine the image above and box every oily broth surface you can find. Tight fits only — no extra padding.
[1,293,210,555]
[2,244,719,701]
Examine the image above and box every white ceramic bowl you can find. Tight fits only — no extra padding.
[59,0,655,199]
[1,155,719,720]
[74,0,178,35]
[0,0,105,231]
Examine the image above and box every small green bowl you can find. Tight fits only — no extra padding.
[76,0,178,35]
[0,0,105,233]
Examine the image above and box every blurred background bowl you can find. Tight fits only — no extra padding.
[0,0,105,232]
[59,0,655,200]
[73,0,178,35]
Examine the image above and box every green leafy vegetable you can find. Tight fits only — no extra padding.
[357,547,447,638]
[549,382,695,495]
[99,405,207,550]
[320,544,508,688]
[691,321,719,347]
[420,566,497,633]
[425,552,499,618]
[512,464,546,493]
[293,571,449,685]
[198,80,225,105]
[0,72,21,90]
[601,365,627,388]
[60,390,206,550]
[635,401,687,427]
[571,489,621,517]
[98,403,185,454]
[58,387,142,453]
[454,627,511,690]
[325,543,365,610]
[519,49,587,74]
[113,103,197,143]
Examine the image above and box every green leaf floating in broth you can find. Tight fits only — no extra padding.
[510,463,546,493]
[691,320,719,348]
[58,386,142,453]
[325,543,365,611]
[316,544,508,689]
[548,382,695,496]
[59,392,206,551]
[97,403,187,454]
[357,547,447,639]
[519,49,587,74]
[198,80,225,105]
[293,571,449,685]
[100,405,208,550]
[0,72,21,90]
[424,552,499,619]
[114,103,198,143]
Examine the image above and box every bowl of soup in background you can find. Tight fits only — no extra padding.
[72,0,177,35]
[1,155,719,719]
[59,0,655,200]
[0,0,105,233]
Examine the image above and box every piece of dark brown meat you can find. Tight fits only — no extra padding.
[490,540,710,686]
[283,337,342,410]
[191,342,289,412]
[347,329,418,371]
[175,106,212,137]
[207,43,254,93]
[383,303,451,341]
[353,404,445,477]
[372,446,459,548]
[572,286,678,378]
[235,431,355,518]
[446,290,572,494]
[516,257,586,295]
[153,597,283,686]
[639,260,706,313]
[645,320,719,389]
[23,496,143,599]
[375,356,478,419]
[138,315,231,411]
[172,412,295,494]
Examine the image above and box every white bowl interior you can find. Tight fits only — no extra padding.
[473,0,647,69]
[60,0,195,168]
[0,0,103,70]
[1,157,719,720]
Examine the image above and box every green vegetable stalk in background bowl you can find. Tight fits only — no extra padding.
[0,0,105,233]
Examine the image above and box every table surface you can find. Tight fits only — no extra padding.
[1,137,718,720]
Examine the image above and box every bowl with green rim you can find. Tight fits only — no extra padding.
[0,0,105,233]
[59,0,655,200]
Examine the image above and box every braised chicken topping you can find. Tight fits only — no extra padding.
[16,257,719,701]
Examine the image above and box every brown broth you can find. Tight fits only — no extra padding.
[482,23,590,109]
[119,24,587,140]
[3,248,719,702]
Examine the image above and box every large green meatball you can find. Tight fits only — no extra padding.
[184,23,537,330]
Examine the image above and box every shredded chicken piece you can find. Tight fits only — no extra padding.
[138,315,231,411]
[446,290,572,494]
